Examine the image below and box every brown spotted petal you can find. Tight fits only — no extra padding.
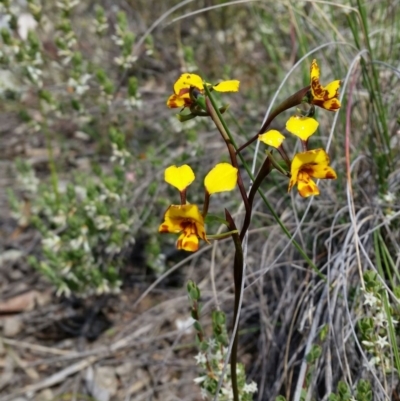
[310,59,341,111]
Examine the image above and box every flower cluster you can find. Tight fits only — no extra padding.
[258,59,339,197]
[159,163,238,252]
[167,73,240,109]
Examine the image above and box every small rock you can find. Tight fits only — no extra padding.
[85,365,118,401]
[3,316,23,337]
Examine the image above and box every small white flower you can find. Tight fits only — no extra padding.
[96,279,111,294]
[85,203,97,218]
[373,311,387,327]
[51,212,67,226]
[363,292,378,307]
[111,35,124,46]
[123,96,142,110]
[368,356,381,366]
[18,13,38,41]
[70,236,82,250]
[193,375,206,384]
[175,317,195,334]
[105,242,121,254]
[94,215,113,230]
[376,335,389,349]
[385,210,396,221]
[200,388,209,400]
[42,234,62,252]
[207,338,217,350]
[194,352,207,365]
[56,282,72,297]
[56,0,79,11]
[383,192,396,203]
[116,223,130,233]
[243,381,258,393]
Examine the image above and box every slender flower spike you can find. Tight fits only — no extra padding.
[286,116,319,141]
[310,59,341,111]
[204,163,238,194]
[258,130,285,148]
[167,73,240,109]
[165,165,195,192]
[159,204,208,252]
[288,149,337,197]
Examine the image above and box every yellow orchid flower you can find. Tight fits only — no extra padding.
[160,163,238,251]
[288,149,337,197]
[166,73,240,109]
[286,116,319,141]
[310,59,341,111]
[159,204,208,252]
[258,130,285,148]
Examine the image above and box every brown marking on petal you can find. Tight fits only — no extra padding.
[178,88,190,96]
[159,224,170,233]
[325,99,340,111]
[325,171,337,179]
[310,98,325,108]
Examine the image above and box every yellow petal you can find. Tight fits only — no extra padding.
[286,116,319,141]
[310,59,320,82]
[322,98,341,111]
[165,165,195,191]
[177,230,200,252]
[297,172,320,197]
[213,80,240,92]
[258,130,285,148]
[159,204,204,231]
[291,149,326,172]
[324,80,341,98]
[167,94,186,108]
[204,163,238,194]
[174,73,204,94]
[309,164,337,180]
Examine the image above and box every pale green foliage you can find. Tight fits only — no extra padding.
[11,129,135,296]
[2,1,144,295]
[187,281,257,401]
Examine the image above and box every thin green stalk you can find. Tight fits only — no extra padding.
[378,233,400,283]
[225,210,243,401]
[373,231,400,373]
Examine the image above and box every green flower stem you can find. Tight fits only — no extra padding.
[241,156,271,241]
[204,85,324,280]
[236,85,311,153]
[225,209,243,401]
[277,143,291,168]
[204,94,251,219]
[265,150,290,177]
[202,190,210,218]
